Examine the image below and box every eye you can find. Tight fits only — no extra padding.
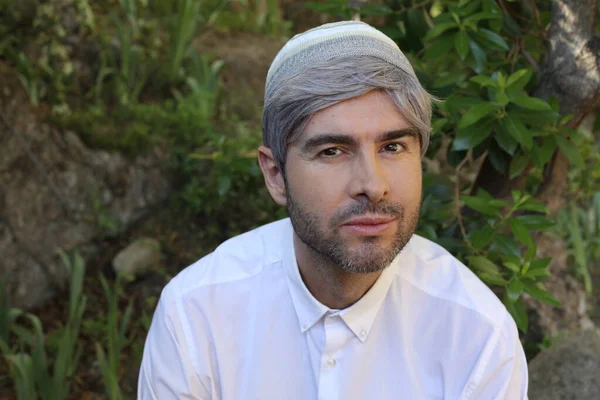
[382,142,405,153]
[320,147,343,157]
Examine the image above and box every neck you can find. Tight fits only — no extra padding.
[293,232,382,310]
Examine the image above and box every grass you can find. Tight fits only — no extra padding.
[0,250,87,400]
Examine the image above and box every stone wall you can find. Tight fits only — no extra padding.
[0,63,171,309]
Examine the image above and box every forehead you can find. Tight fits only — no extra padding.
[299,90,412,142]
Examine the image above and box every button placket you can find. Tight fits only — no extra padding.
[317,315,348,399]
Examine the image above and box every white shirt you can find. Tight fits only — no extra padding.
[138,218,528,399]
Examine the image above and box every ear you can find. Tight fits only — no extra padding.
[258,146,287,206]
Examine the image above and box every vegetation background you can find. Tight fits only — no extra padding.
[0,0,599,398]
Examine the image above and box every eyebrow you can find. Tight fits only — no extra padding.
[300,128,420,153]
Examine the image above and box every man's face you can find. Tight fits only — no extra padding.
[284,90,423,274]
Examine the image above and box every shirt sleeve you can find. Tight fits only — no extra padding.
[138,288,213,400]
[461,313,529,400]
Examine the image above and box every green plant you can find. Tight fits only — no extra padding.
[0,0,95,110]
[555,194,600,293]
[106,6,153,105]
[174,53,225,121]
[0,280,20,352]
[210,0,291,36]
[95,273,134,400]
[1,250,87,400]
[165,0,205,83]
[13,52,43,106]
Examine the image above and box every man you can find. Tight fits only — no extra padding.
[138,21,528,399]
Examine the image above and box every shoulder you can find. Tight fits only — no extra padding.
[163,218,291,300]
[397,234,509,329]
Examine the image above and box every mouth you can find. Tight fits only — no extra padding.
[341,216,397,236]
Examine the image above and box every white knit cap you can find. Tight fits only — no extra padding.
[265,20,417,102]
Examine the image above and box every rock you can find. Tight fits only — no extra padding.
[528,329,600,400]
[0,63,172,309]
[112,238,162,277]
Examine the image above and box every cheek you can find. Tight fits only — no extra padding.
[389,163,422,201]
[286,164,348,216]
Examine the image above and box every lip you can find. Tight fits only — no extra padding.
[341,216,397,236]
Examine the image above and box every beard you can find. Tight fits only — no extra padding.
[287,191,420,275]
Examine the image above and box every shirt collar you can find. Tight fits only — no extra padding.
[282,219,329,333]
[339,255,400,342]
[282,218,403,342]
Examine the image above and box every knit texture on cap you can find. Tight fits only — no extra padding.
[265,21,416,102]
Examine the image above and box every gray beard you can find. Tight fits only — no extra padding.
[287,193,420,274]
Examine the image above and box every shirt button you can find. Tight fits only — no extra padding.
[360,330,367,339]
[327,358,336,367]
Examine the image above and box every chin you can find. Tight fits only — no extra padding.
[335,242,400,274]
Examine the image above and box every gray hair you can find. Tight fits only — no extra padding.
[262,56,434,171]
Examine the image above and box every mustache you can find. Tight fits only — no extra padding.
[330,201,404,226]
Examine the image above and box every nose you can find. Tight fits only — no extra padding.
[349,151,390,203]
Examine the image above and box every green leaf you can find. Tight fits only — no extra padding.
[533,136,557,166]
[510,96,552,111]
[493,234,521,257]
[509,151,530,179]
[503,12,522,36]
[424,35,456,58]
[462,195,499,216]
[488,143,508,173]
[509,219,532,246]
[507,278,524,302]
[524,257,552,279]
[479,272,508,286]
[431,118,448,133]
[528,257,552,272]
[506,69,532,91]
[464,11,501,24]
[453,118,494,150]
[503,261,520,273]
[217,176,231,197]
[556,136,584,169]
[507,109,561,127]
[468,256,501,274]
[358,3,392,16]
[455,30,470,60]
[472,28,509,51]
[425,21,459,40]
[523,282,561,307]
[471,224,495,249]
[410,8,430,35]
[519,202,549,213]
[502,114,533,149]
[515,215,555,230]
[432,70,468,88]
[505,296,528,333]
[525,240,538,262]
[494,91,510,106]
[494,121,519,155]
[446,96,482,113]
[470,75,496,88]
[468,39,486,73]
[525,268,551,279]
[458,102,499,129]
[458,0,480,15]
